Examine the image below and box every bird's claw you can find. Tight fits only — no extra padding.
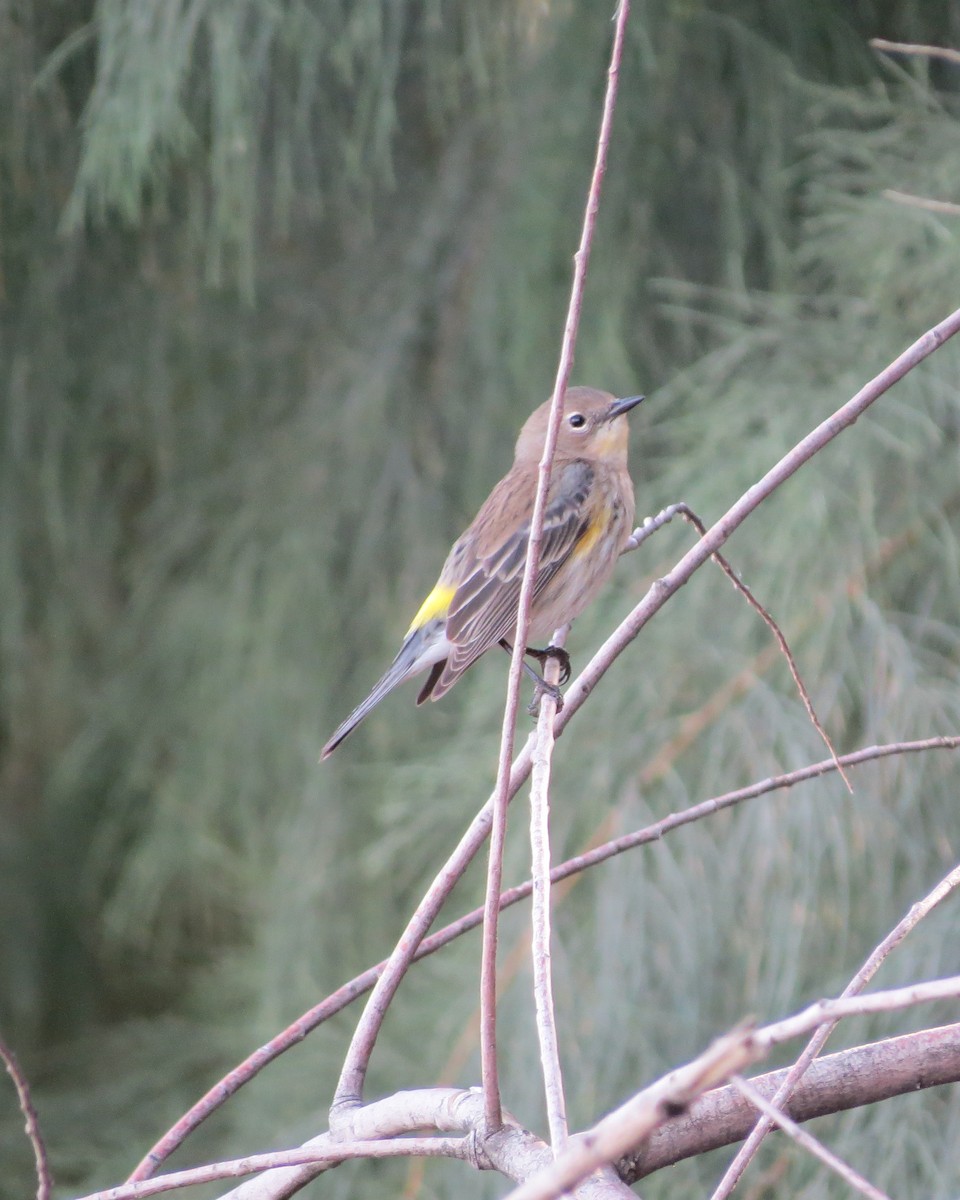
[527,677,565,718]
[525,644,572,685]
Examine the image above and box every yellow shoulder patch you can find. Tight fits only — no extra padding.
[572,511,607,558]
[408,583,456,634]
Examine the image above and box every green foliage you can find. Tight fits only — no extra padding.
[58,0,515,297]
[2,1,960,1196]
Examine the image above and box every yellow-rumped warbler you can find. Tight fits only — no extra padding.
[320,386,643,759]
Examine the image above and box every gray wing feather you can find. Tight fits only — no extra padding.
[440,459,594,681]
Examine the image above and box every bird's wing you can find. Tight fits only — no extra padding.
[441,459,595,677]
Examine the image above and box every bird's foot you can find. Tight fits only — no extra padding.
[527,677,565,718]
[524,644,572,685]
[498,638,570,714]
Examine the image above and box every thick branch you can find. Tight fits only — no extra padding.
[215,1090,628,1200]
[504,1026,762,1200]
[730,1075,890,1200]
[509,982,960,1200]
[622,1024,960,1180]
[98,1024,960,1200]
[711,859,960,1197]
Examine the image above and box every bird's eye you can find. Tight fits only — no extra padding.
[568,413,586,429]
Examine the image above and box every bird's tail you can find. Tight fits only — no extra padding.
[320,659,410,760]
[319,627,445,760]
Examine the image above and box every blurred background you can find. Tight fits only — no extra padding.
[2,1,960,1196]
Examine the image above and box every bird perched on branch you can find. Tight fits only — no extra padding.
[320,385,643,759]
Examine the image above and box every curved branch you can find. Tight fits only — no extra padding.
[0,1036,51,1200]
[105,1024,960,1200]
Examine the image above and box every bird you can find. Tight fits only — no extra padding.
[320,385,643,759]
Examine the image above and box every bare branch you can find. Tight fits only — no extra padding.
[485,740,960,959]
[870,37,960,66]
[530,629,570,1151]
[328,784,514,1121]
[130,736,959,1179]
[120,1022,960,1200]
[81,1138,471,1200]
[730,1076,891,1200]
[883,188,960,216]
[554,305,960,738]
[216,1089,629,1200]
[0,1035,52,1200]
[481,0,632,1130]
[214,1089,507,1200]
[760,976,960,1047]
[510,980,960,1200]
[131,302,960,1175]
[670,503,852,789]
[711,861,960,1197]
[623,1024,960,1180]
[503,1025,762,1200]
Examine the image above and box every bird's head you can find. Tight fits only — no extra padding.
[515,386,644,465]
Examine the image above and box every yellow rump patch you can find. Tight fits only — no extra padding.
[408,583,456,634]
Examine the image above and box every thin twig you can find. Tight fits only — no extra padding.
[759,975,960,1047]
[883,188,960,216]
[0,1035,52,1200]
[730,1076,891,1200]
[670,503,851,790]
[620,503,688,554]
[82,1137,472,1200]
[523,737,960,899]
[711,860,960,1198]
[530,628,569,1151]
[869,37,960,66]
[480,0,632,1131]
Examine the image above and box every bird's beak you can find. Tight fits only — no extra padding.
[606,394,644,420]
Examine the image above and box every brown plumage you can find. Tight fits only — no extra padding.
[321,386,642,759]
